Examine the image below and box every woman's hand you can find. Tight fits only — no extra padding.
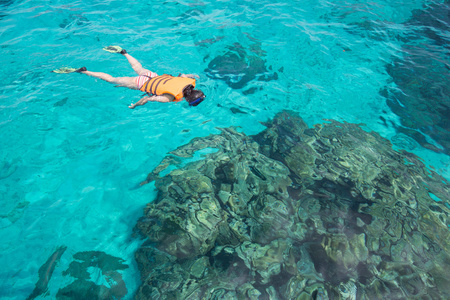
[129,97,149,109]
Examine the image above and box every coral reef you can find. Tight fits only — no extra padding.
[134,111,449,299]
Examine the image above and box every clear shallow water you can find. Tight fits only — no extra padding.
[0,0,448,299]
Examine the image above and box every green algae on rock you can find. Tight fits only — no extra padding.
[135,111,449,299]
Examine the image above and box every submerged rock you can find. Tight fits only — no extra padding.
[57,251,128,300]
[205,42,278,90]
[27,246,67,300]
[135,111,449,299]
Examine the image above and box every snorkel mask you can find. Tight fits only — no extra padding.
[189,96,205,107]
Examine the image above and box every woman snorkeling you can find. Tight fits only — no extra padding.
[53,46,206,108]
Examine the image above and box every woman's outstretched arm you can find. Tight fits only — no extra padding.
[129,94,173,109]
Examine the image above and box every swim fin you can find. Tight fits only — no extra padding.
[103,45,126,54]
[52,67,86,74]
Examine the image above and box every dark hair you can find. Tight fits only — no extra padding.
[184,86,205,106]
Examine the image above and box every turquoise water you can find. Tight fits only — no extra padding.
[0,0,449,299]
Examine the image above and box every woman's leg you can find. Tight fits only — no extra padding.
[122,53,151,75]
[81,70,138,89]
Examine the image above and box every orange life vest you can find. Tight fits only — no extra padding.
[140,74,196,102]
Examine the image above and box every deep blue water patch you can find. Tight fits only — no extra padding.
[381,1,450,155]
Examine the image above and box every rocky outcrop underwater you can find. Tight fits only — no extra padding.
[134,111,449,299]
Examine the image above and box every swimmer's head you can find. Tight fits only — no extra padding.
[184,86,205,107]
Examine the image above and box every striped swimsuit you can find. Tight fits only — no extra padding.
[135,71,158,89]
